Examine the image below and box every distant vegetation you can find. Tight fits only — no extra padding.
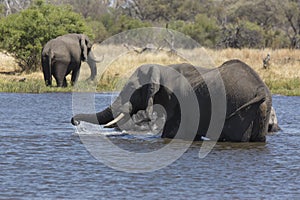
[0,0,299,95]
[0,0,299,72]
[40,0,300,49]
[0,0,92,72]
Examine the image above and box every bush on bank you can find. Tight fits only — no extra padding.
[0,0,92,73]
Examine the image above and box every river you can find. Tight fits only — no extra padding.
[0,93,299,199]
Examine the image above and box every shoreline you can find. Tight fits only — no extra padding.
[0,72,299,96]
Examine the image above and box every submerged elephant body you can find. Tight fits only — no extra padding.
[72,60,273,142]
[42,33,98,87]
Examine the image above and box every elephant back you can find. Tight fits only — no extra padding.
[218,59,272,121]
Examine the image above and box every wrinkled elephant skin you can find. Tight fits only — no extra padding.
[72,60,275,142]
[41,33,99,87]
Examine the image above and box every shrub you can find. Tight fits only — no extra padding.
[101,14,151,36]
[86,19,109,43]
[169,14,220,48]
[216,20,265,49]
[0,0,92,72]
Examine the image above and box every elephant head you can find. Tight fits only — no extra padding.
[72,64,166,131]
[72,63,199,137]
[74,34,103,81]
[79,34,92,62]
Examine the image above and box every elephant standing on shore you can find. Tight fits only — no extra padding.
[41,33,99,87]
[72,59,273,142]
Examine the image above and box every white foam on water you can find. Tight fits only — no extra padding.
[73,121,160,138]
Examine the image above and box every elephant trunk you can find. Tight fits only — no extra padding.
[71,107,114,126]
[96,107,115,124]
[86,51,97,81]
[86,51,104,81]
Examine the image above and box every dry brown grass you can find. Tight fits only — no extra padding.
[207,48,300,82]
[92,46,300,93]
[92,46,300,81]
[0,52,20,72]
[0,46,299,94]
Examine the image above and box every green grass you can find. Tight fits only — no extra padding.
[0,78,106,93]
[0,74,299,96]
[265,78,300,96]
[96,76,128,92]
[0,78,72,93]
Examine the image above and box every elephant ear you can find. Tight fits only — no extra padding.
[80,34,90,61]
[136,65,161,119]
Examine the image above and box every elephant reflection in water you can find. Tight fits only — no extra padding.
[72,59,280,142]
[42,33,101,87]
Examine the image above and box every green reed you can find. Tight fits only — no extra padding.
[0,73,299,96]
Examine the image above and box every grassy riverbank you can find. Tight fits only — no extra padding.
[0,47,299,95]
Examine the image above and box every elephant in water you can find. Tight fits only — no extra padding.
[72,60,274,142]
[42,33,100,87]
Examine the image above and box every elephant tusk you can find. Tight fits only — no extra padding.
[103,113,125,128]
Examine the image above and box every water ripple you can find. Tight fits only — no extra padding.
[0,93,299,199]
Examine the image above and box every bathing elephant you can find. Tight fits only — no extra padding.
[72,59,273,142]
[41,33,99,87]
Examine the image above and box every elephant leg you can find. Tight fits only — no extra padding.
[54,77,61,87]
[161,105,180,139]
[42,66,52,86]
[44,76,52,87]
[71,65,81,86]
[161,118,180,139]
[241,121,253,142]
[54,77,67,87]
[42,55,53,87]
[63,77,68,87]
[250,101,269,142]
[54,74,67,87]
[221,104,260,142]
[48,79,52,87]
[162,116,198,140]
[53,63,68,87]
